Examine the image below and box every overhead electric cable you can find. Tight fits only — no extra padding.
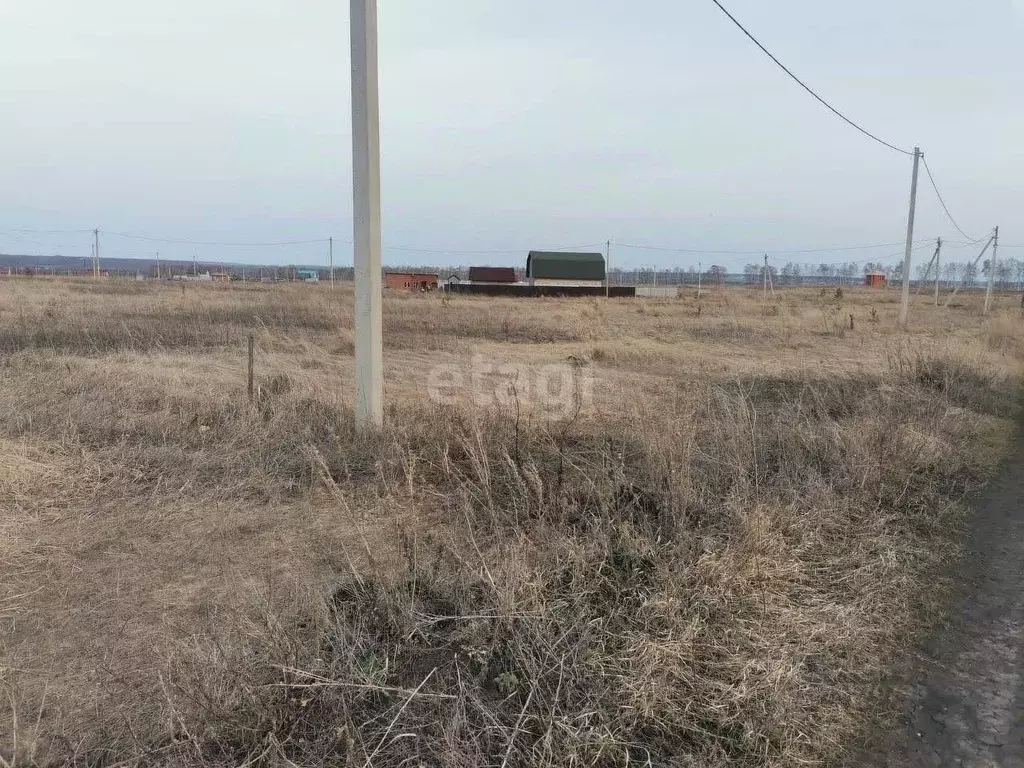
[104,231,328,247]
[615,239,929,255]
[920,156,984,243]
[708,0,913,156]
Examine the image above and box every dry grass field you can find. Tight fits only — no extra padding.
[1,277,1022,766]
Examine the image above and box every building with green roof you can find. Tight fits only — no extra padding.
[525,251,606,286]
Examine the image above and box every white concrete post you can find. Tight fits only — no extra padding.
[605,240,610,298]
[351,0,383,429]
[899,147,921,327]
[329,236,335,289]
[985,226,998,314]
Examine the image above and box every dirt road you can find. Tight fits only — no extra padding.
[875,418,1024,766]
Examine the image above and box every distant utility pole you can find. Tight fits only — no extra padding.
[605,240,611,298]
[934,238,941,306]
[697,261,702,298]
[898,147,922,327]
[193,252,198,276]
[93,229,100,278]
[156,251,161,279]
[945,232,995,307]
[916,238,940,296]
[763,253,768,301]
[985,226,999,314]
[329,236,335,289]
[351,0,383,430]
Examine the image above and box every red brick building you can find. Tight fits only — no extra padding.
[864,271,887,288]
[385,272,438,291]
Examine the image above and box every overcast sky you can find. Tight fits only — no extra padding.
[1,1,1022,270]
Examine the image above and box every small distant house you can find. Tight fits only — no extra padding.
[864,271,887,288]
[385,272,438,291]
[210,272,231,283]
[174,272,213,282]
[468,266,517,284]
[526,251,606,287]
[296,269,319,283]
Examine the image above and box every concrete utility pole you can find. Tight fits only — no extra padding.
[605,240,611,298]
[934,238,941,306]
[985,226,999,314]
[917,239,940,296]
[761,252,770,301]
[945,233,994,307]
[156,251,161,279]
[93,229,100,278]
[898,147,922,327]
[329,236,335,289]
[697,261,702,298]
[193,252,198,276]
[351,0,383,429]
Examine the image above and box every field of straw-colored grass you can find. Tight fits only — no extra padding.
[1,277,1022,766]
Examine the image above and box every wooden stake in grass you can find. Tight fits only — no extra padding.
[247,334,255,402]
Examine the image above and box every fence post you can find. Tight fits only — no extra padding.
[247,334,255,401]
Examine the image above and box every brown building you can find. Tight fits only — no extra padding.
[468,266,517,283]
[864,271,887,288]
[385,272,438,291]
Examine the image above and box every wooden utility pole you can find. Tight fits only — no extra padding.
[899,147,922,327]
[985,226,999,314]
[351,0,383,430]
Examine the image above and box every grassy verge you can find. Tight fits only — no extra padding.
[34,364,1017,766]
[1,281,1020,766]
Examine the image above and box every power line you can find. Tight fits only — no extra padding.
[708,0,913,156]
[0,227,93,235]
[770,242,932,268]
[382,242,605,255]
[104,231,329,247]
[920,156,984,243]
[80,230,607,255]
[615,239,928,256]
